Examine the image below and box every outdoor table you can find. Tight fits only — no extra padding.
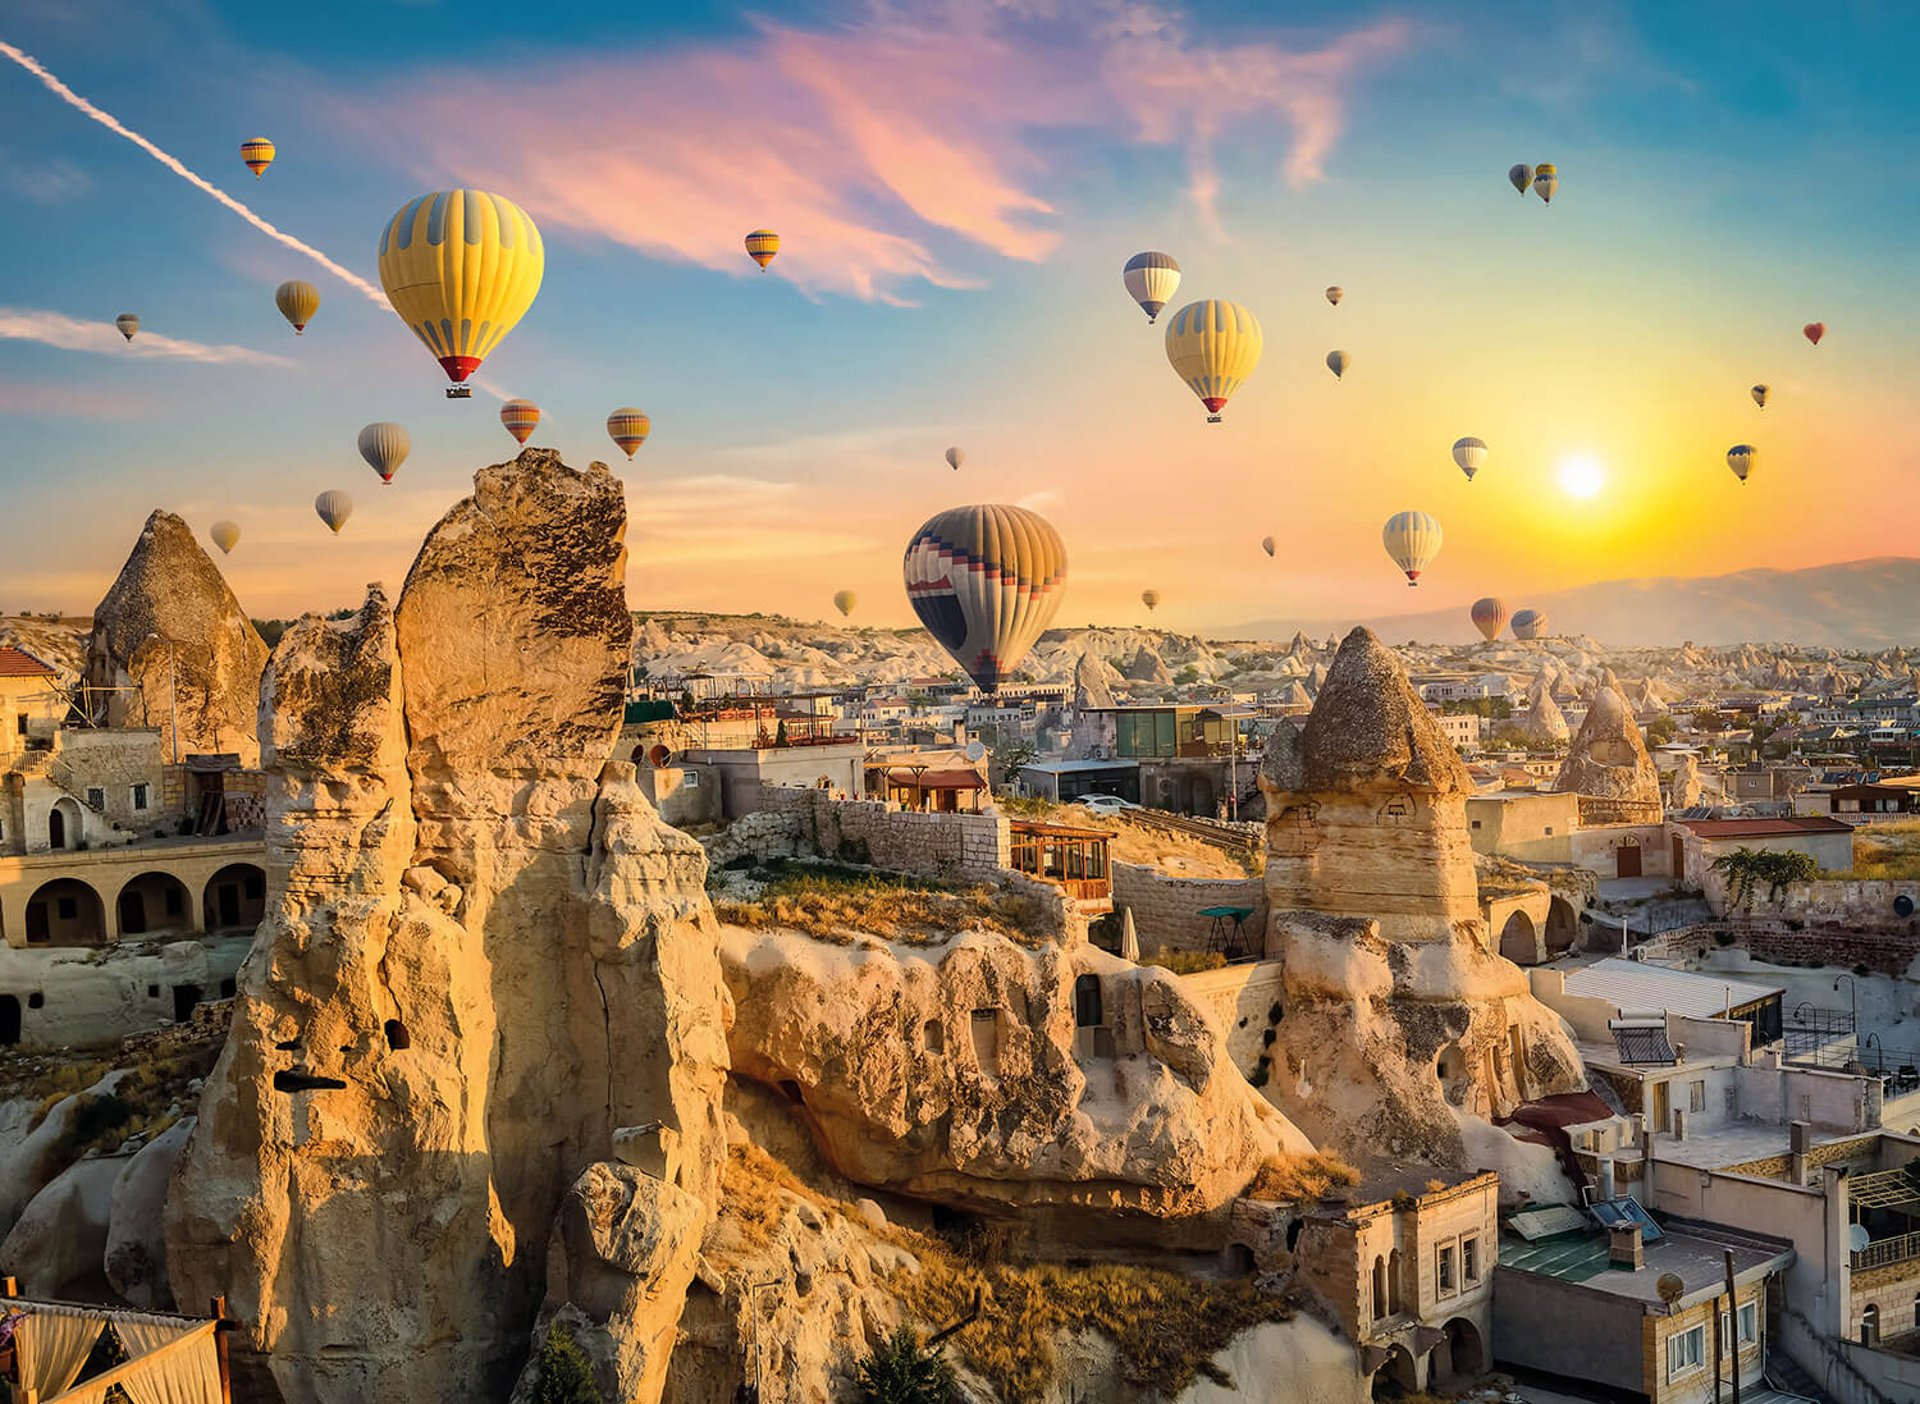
[1199,905,1257,960]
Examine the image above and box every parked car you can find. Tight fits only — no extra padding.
[1073,794,1140,814]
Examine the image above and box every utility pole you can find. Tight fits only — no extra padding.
[1725,1250,1741,1404]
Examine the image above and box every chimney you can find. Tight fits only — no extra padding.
[1598,1157,1617,1203]
[1673,1042,1687,1064]
[1609,1223,1645,1271]
[1671,1107,1687,1142]
[1790,1119,1812,1186]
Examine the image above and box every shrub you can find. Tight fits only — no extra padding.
[531,1329,604,1404]
[1244,1152,1361,1204]
[855,1325,957,1404]
[1139,947,1225,975]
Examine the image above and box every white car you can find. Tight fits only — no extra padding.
[1073,794,1140,814]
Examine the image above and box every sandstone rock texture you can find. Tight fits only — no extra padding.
[721,926,1308,1235]
[1261,628,1481,942]
[105,1115,194,1308]
[0,1153,124,1298]
[1554,672,1662,819]
[87,509,268,764]
[1257,629,1585,1171]
[167,451,731,1404]
[1520,676,1570,744]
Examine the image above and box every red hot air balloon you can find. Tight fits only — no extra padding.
[1803,322,1826,346]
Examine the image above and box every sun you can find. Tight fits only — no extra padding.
[1557,456,1606,499]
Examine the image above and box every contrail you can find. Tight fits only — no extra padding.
[0,306,293,366]
[0,38,388,309]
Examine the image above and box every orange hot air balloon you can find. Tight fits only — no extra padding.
[240,137,275,178]
[607,408,651,459]
[745,230,780,269]
[1803,321,1826,346]
[500,399,540,445]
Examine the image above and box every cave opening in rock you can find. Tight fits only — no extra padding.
[384,1019,411,1051]
[273,1070,347,1093]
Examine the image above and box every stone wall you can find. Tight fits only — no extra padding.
[1635,920,1920,978]
[1113,861,1265,955]
[755,786,1009,879]
[1180,960,1287,1075]
[48,729,174,836]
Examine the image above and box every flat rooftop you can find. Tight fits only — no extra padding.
[1501,1219,1792,1310]
[1680,816,1853,838]
[1562,958,1782,1020]
[1017,759,1140,774]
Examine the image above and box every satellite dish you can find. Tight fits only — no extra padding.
[1656,1273,1685,1306]
[965,741,987,763]
[1895,894,1914,918]
[1851,1223,1872,1253]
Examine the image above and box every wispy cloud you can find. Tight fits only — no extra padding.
[0,307,292,367]
[0,38,388,308]
[361,2,1411,301]
[0,146,89,205]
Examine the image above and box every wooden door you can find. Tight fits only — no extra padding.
[1617,843,1643,878]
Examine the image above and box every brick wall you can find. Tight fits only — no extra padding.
[1112,861,1265,955]
[1637,921,1920,978]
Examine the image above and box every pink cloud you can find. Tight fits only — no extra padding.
[360,3,1412,300]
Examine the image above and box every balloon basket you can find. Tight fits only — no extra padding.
[1206,414,1222,425]
[445,386,473,400]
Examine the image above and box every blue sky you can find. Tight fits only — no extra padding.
[2,0,1917,630]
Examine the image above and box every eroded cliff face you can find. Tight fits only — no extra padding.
[166,452,731,1404]
[1554,673,1662,818]
[88,509,268,764]
[721,928,1309,1237]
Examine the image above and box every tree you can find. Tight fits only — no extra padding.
[993,739,1038,788]
[1644,715,1676,747]
[1711,846,1819,911]
[855,1326,957,1404]
[530,1329,605,1404]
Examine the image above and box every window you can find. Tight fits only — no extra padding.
[682,770,699,787]
[164,886,182,916]
[26,992,43,1010]
[147,984,160,998]
[1544,826,1555,836]
[86,787,105,811]
[131,783,149,811]
[1461,1235,1480,1284]
[14,713,25,736]
[1470,819,1482,829]
[1689,1079,1707,1113]
[1667,1324,1705,1379]
[1437,1244,1456,1295]
[56,897,76,921]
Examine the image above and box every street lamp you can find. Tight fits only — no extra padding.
[1833,973,1857,1031]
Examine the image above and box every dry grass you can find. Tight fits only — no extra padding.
[1003,800,1259,879]
[1244,1152,1361,1204]
[1138,947,1226,975]
[1828,820,1920,881]
[721,1140,836,1248]
[7,1039,221,1163]
[713,862,1049,946]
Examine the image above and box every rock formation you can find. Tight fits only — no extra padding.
[1520,677,1570,744]
[167,451,731,1404]
[1071,649,1116,712]
[1257,628,1585,1170]
[87,509,269,764]
[1261,628,1482,942]
[722,928,1307,1236]
[1553,672,1662,821]
[104,1116,193,1308]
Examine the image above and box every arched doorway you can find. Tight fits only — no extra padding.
[1498,910,1538,964]
[1371,1343,1421,1398]
[47,797,81,851]
[1440,1317,1485,1378]
[116,872,191,937]
[1371,1254,1387,1320]
[25,879,105,946]
[1545,897,1578,954]
[203,863,267,932]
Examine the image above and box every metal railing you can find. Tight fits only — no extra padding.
[1853,1231,1920,1271]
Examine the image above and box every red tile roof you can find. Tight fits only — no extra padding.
[0,647,56,678]
[1680,816,1853,838]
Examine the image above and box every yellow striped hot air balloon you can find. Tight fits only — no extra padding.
[744,229,780,269]
[904,504,1067,693]
[607,408,651,459]
[378,191,544,393]
[240,137,275,178]
[209,521,241,554]
[1164,300,1263,423]
[275,280,318,334]
[500,398,540,445]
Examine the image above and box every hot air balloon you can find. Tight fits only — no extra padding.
[1470,597,1508,642]
[1532,163,1558,203]
[833,590,857,618]
[1751,384,1769,410]
[1261,535,1275,558]
[1803,322,1825,346]
[1508,163,1534,195]
[1511,609,1548,641]
[1382,511,1442,586]
[1164,300,1262,423]
[500,398,540,445]
[1452,436,1488,481]
[209,521,240,555]
[607,409,651,459]
[946,446,965,472]
[1141,589,1161,612]
[240,137,275,179]
[903,504,1067,693]
[1122,252,1181,323]
[1325,286,1343,306]
[1727,444,1756,484]
[275,280,318,334]
[1326,350,1349,380]
[745,229,780,269]
[114,313,139,342]
[357,422,410,485]
[314,490,353,534]
[378,190,545,396]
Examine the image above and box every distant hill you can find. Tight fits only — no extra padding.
[1223,558,1920,649]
